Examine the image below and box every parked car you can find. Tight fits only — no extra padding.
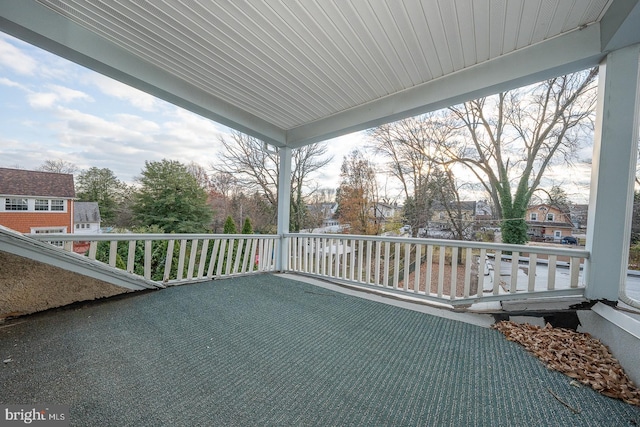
[561,236,578,245]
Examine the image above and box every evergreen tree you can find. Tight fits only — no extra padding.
[242,217,253,234]
[223,216,237,234]
[132,159,212,233]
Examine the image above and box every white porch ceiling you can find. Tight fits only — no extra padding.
[1,0,639,148]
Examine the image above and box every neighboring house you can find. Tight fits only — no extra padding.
[372,202,401,224]
[429,201,477,230]
[526,204,574,241]
[74,201,101,234]
[0,168,75,238]
[570,204,589,232]
[306,202,338,227]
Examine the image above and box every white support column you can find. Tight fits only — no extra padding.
[586,44,640,301]
[276,146,292,271]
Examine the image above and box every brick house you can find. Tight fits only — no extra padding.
[0,168,76,237]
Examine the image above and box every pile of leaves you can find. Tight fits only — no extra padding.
[492,320,640,406]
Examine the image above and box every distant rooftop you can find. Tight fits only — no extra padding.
[0,167,75,198]
[74,201,101,222]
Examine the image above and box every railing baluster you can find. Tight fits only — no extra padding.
[216,239,227,277]
[247,238,258,273]
[187,239,199,280]
[450,247,458,300]
[414,244,422,294]
[319,238,328,276]
[366,240,372,284]
[374,241,381,285]
[127,240,136,273]
[547,255,557,290]
[510,251,519,294]
[463,247,472,298]
[477,249,486,298]
[198,239,209,278]
[225,238,235,276]
[350,239,356,281]
[164,240,175,282]
[570,257,580,288]
[403,243,410,292]
[88,241,97,260]
[437,246,445,298]
[313,237,321,274]
[177,239,187,281]
[109,241,118,268]
[233,239,244,274]
[528,253,537,292]
[294,237,299,272]
[493,250,502,295]
[306,237,312,273]
[392,242,401,289]
[144,240,152,280]
[383,241,391,288]
[357,239,364,283]
[207,239,220,279]
[342,239,349,279]
[266,238,275,271]
[425,245,433,296]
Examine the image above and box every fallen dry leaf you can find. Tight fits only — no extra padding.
[492,320,640,406]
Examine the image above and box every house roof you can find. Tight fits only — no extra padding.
[431,201,477,212]
[1,1,638,148]
[74,201,101,223]
[0,168,75,198]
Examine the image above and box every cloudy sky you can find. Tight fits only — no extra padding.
[0,33,363,191]
[0,32,594,203]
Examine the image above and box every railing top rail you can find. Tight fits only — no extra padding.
[26,233,280,241]
[285,233,590,258]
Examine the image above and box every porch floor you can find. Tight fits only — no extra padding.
[1,274,638,426]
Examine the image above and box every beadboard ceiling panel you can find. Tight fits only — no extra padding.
[0,0,637,147]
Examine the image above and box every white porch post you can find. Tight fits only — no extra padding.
[276,146,292,272]
[586,44,640,301]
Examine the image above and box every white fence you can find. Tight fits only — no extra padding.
[286,234,589,306]
[27,233,279,284]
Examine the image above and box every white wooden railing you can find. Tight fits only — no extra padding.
[26,231,591,305]
[27,233,279,284]
[286,233,589,306]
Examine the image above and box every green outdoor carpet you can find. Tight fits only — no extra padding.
[1,274,638,426]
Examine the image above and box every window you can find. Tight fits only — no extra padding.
[530,213,538,221]
[35,199,49,211]
[51,200,64,211]
[32,227,66,247]
[75,224,80,229]
[5,198,27,211]
[547,213,555,222]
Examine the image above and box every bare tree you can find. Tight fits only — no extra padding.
[186,161,211,190]
[37,159,78,174]
[214,131,333,231]
[369,111,458,236]
[444,68,598,244]
[336,149,381,235]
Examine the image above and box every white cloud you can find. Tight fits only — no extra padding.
[86,74,159,112]
[27,92,58,109]
[0,36,38,75]
[0,77,26,90]
[27,84,93,109]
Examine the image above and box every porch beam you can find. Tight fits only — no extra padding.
[276,147,292,271]
[586,44,640,301]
